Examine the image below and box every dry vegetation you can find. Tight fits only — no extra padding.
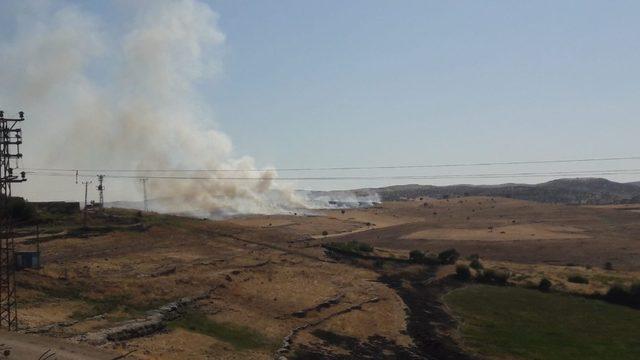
[9,195,640,359]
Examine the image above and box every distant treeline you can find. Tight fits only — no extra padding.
[0,196,80,223]
[0,196,36,222]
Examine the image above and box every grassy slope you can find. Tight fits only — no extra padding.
[444,285,640,360]
[168,310,276,351]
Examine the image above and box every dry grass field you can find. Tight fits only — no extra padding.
[331,197,640,270]
[8,196,640,359]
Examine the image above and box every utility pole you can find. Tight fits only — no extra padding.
[140,178,148,212]
[0,110,26,331]
[82,180,92,228]
[97,175,105,210]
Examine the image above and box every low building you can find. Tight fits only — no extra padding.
[15,251,40,270]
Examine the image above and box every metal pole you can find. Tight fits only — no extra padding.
[0,110,26,331]
[97,174,105,210]
[82,180,92,228]
[36,223,41,269]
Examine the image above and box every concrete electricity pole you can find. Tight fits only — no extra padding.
[0,110,26,331]
[82,180,92,228]
[140,178,149,212]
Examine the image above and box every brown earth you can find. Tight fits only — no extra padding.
[10,196,640,359]
[329,197,640,270]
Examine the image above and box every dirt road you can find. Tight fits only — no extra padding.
[0,331,117,360]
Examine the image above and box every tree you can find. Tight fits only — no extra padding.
[409,250,425,263]
[438,248,460,265]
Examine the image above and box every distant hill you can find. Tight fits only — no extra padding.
[352,178,640,205]
[628,181,640,187]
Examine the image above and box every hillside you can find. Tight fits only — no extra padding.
[359,178,640,205]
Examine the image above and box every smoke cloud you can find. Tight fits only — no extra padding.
[0,0,308,216]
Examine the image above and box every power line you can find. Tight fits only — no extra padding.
[23,168,640,181]
[19,155,640,174]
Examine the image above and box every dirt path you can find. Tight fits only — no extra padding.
[0,331,118,360]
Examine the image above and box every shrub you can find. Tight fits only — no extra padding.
[630,282,640,306]
[409,250,426,263]
[604,262,613,270]
[470,258,484,270]
[438,248,460,265]
[478,268,510,285]
[538,278,552,292]
[357,242,374,252]
[456,264,471,281]
[605,284,630,305]
[327,241,373,254]
[567,275,589,284]
[322,230,328,236]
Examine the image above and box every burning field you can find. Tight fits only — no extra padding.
[2,1,640,359]
[5,195,640,359]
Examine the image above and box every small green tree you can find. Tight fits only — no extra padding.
[456,264,471,281]
[409,250,426,263]
[470,258,484,270]
[357,242,373,252]
[438,248,460,265]
[630,282,640,306]
[605,284,629,304]
[479,268,510,285]
[538,278,552,292]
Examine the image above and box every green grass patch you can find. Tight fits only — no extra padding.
[70,294,131,320]
[168,310,274,350]
[325,241,373,254]
[444,285,640,360]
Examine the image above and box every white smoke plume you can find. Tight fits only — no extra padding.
[0,0,307,216]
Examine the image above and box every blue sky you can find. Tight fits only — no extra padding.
[4,0,640,194]
[210,1,640,188]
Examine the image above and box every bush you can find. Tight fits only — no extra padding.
[409,250,426,263]
[630,282,640,306]
[538,278,552,292]
[470,258,484,270]
[605,284,631,305]
[604,262,613,270]
[567,275,589,284]
[327,241,373,254]
[478,268,510,285]
[357,242,374,252]
[456,264,472,281]
[438,248,460,265]
[322,230,329,236]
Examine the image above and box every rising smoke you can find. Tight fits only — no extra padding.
[0,0,309,216]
